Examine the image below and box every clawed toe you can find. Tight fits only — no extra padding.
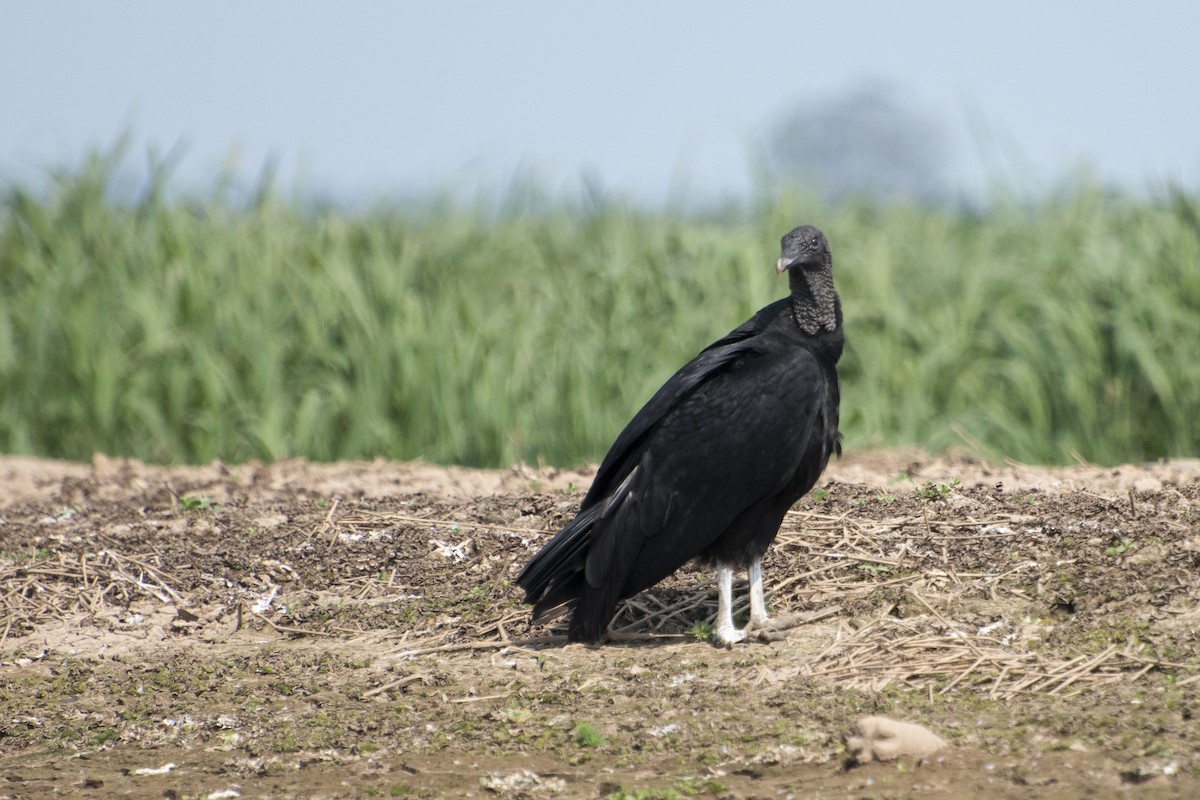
[746,612,808,642]
[713,626,747,647]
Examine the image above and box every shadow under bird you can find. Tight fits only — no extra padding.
[516,225,843,645]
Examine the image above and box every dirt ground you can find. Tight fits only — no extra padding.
[1,450,1199,799]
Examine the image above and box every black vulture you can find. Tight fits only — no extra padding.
[516,225,843,645]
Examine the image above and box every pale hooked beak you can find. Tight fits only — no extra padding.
[776,257,790,275]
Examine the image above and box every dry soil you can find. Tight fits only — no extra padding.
[1,451,1198,799]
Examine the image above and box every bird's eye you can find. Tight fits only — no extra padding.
[811,236,819,247]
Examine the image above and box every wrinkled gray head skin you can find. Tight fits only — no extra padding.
[776,225,831,274]
[777,225,839,335]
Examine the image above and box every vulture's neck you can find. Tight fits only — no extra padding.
[789,265,840,336]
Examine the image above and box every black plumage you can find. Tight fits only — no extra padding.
[516,225,843,644]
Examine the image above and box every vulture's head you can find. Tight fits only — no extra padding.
[776,225,830,274]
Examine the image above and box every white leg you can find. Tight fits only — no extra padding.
[748,557,769,627]
[713,563,746,645]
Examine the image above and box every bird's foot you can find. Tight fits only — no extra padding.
[746,606,845,641]
[744,612,809,643]
[712,625,747,647]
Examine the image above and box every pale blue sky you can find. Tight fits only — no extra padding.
[3,1,1198,204]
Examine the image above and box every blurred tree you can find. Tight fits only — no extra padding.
[768,81,948,204]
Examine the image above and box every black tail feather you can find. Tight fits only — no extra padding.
[515,504,601,624]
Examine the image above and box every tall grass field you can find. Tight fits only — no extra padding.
[1,151,1198,468]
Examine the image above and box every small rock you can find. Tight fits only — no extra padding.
[648,722,680,737]
[131,762,176,776]
[846,716,947,764]
[480,768,565,795]
[1132,477,1161,494]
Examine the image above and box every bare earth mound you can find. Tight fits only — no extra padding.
[1,451,1198,798]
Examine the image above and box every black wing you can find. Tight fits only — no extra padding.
[577,336,828,614]
[581,298,792,510]
[514,330,769,618]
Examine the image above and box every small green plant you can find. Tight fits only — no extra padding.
[389,785,434,799]
[572,721,605,747]
[2,547,52,563]
[178,495,211,511]
[811,488,830,502]
[503,706,532,724]
[1106,537,1133,556]
[916,479,960,500]
[274,734,301,753]
[606,787,683,800]
[686,619,715,641]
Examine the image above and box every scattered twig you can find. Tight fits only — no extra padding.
[362,673,431,698]
[339,511,552,539]
[245,606,337,638]
[392,636,563,659]
[320,498,342,554]
[450,692,509,704]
